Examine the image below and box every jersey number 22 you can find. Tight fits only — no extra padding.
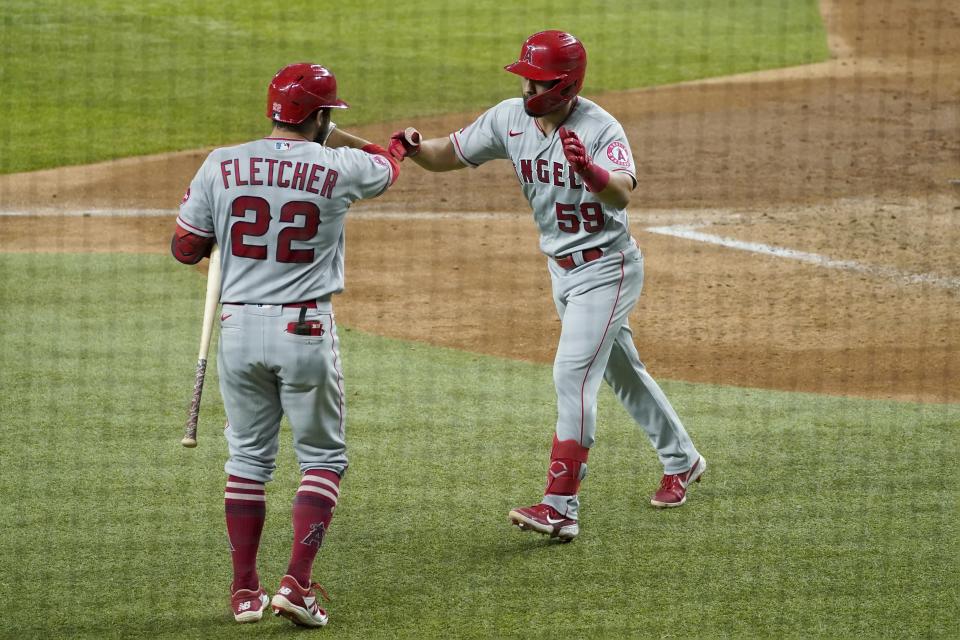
[230,196,320,263]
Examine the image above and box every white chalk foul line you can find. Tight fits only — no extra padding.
[646,224,960,292]
[0,208,520,221]
[0,208,176,217]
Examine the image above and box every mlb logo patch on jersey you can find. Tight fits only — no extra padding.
[372,155,388,167]
[274,141,291,151]
[180,188,191,205]
[606,141,632,168]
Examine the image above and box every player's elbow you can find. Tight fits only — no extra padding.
[604,189,631,210]
[171,230,212,265]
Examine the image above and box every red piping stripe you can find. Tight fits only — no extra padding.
[330,325,345,438]
[578,251,626,445]
[451,132,479,167]
[176,215,214,236]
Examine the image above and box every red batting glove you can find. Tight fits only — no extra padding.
[388,128,421,161]
[558,126,610,193]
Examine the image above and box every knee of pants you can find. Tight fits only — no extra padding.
[225,455,277,484]
[553,360,592,392]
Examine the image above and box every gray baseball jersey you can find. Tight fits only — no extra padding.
[177,137,393,303]
[178,137,394,482]
[451,97,636,258]
[451,97,699,519]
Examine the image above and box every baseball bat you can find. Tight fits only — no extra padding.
[403,127,422,147]
[181,244,222,448]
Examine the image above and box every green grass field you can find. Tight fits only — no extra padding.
[0,0,829,174]
[1,254,957,639]
[6,3,953,638]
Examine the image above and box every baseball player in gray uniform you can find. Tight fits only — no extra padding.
[172,63,400,624]
[390,31,705,542]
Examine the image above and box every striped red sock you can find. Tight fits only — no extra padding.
[286,470,340,585]
[224,475,266,592]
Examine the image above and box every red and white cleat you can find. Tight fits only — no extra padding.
[508,503,579,542]
[650,456,707,508]
[271,575,330,627]
[231,585,269,623]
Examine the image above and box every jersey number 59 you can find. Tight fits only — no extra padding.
[230,196,320,263]
[556,202,604,234]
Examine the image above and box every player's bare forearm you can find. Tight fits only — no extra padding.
[325,127,372,150]
[594,172,635,209]
[410,137,465,172]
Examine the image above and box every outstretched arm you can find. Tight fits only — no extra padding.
[326,126,373,149]
[389,129,465,172]
[327,127,400,187]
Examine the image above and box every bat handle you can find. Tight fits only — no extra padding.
[404,127,421,146]
[181,358,207,447]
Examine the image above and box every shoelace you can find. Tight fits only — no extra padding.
[311,583,331,603]
[658,473,682,492]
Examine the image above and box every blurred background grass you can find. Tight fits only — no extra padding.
[0,0,829,173]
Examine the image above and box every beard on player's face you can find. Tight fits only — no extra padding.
[522,79,559,117]
[313,109,332,144]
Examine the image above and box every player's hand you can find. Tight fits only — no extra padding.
[558,126,589,174]
[558,126,610,193]
[389,127,422,161]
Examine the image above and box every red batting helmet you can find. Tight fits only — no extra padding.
[266,63,348,124]
[504,31,587,116]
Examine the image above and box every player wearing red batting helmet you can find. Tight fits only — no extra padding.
[172,62,401,625]
[266,63,349,123]
[505,30,587,117]
[391,31,706,542]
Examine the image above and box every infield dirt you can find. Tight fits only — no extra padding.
[2,0,957,403]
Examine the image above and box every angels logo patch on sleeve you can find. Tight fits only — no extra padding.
[606,141,632,168]
[180,188,191,205]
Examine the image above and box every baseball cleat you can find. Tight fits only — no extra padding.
[271,574,330,627]
[231,585,269,623]
[651,456,707,508]
[509,503,579,541]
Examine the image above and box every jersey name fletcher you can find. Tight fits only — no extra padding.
[219,157,339,198]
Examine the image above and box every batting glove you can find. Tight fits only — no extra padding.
[558,127,610,193]
[388,128,421,161]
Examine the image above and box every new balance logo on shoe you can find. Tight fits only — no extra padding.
[272,575,330,628]
[231,586,269,624]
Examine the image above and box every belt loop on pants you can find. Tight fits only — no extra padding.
[554,247,604,270]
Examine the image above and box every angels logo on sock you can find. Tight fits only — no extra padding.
[300,522,326,547]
